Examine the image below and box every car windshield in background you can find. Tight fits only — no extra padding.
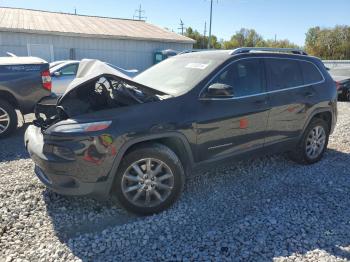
[50,63,69,74]
[133,56,223,96]
[49,61,66,69]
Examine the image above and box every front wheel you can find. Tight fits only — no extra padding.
[0,99,17,138]
[289,118,329,164]
[112,143,185,215]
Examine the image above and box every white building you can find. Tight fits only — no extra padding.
[0,7,194,70]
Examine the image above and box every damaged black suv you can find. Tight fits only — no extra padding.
[25,48,337,215]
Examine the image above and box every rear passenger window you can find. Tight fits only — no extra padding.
[299,61,324,84]
[266,59,303,91]
[211,59,263,97]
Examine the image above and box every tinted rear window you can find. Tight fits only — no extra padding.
[266,59,303,91]
[300,61,323,84]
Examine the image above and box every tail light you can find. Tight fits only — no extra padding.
[335,81,342,91]
[41,70,52,91]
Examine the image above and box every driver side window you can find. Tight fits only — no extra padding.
[59,64,78,76]
[211,59,264,97]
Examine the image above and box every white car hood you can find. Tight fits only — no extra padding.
[57,59,165,105]
[64,59,131,95]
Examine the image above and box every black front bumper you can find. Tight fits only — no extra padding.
[34,165,97,195]
[25,125,110,198]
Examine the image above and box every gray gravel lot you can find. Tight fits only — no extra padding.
[1,103,350,262]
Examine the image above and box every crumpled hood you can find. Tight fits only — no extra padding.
[57,59,165,105]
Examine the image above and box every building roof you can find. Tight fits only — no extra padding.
[0,7,195,44]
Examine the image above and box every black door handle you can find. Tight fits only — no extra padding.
[304,91,315,97]
[254,99,267,105]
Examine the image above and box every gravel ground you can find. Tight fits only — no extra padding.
[1,103,350,262]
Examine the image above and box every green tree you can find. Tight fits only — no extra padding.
[222,28,299,50]
[264,39,299,48]
[185,27,221,49]
[223,28,264,49]
[305,26,350,59]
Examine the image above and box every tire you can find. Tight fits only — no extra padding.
[289,118,329,165]
[0,99,17,138]
[111,143,185,215]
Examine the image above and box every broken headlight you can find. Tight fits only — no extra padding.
[50,121,112,134]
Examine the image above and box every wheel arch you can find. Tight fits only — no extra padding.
[301,108,333,137]
[105,132,194,194]
[0,90,19,109]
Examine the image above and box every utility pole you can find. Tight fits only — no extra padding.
[133,4,147,20]
[178,19,185,35]
[74,7,77,15]
[203,21,207,49]
[275,34,277,43]
[208,0,213,49]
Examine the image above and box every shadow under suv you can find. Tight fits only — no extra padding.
[25,48,337,215]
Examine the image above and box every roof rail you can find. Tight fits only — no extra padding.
[229,47,308,56]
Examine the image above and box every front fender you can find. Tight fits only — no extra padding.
[103,132,194,196]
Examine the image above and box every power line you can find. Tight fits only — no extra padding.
[207,0,218,49]
[208,0,213,49]
[203,21,207,49]
[178,19,186,35]
[133,4,147,20]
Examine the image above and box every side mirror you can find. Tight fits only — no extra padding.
[53,71,62,77]
[203,83,234,98]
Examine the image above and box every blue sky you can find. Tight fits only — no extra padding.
[1,0,349,46]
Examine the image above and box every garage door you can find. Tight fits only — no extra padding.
[27,44,54,62]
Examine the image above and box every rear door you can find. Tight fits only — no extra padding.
[195,58,270,162]
[264,58,319,145]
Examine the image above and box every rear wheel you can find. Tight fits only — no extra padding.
[289,118,329,164]
[112,143,185,215]
[0,99,17,138]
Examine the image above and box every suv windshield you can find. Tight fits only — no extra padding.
[134,55,223,96]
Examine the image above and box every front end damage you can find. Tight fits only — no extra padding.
[34,60,167,131]
[25,60,169,198]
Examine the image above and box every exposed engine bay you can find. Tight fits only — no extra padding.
[34,60,168,130]
[59,75,160,116]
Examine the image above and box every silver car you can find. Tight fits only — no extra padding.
[50,60,139,96]
[50,60,80,96]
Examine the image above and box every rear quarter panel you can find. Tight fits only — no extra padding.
[303,59,337,133]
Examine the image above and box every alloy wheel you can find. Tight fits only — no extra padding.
[0,107,10,134]
[305,125,326,159]
[121,158,174,208]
